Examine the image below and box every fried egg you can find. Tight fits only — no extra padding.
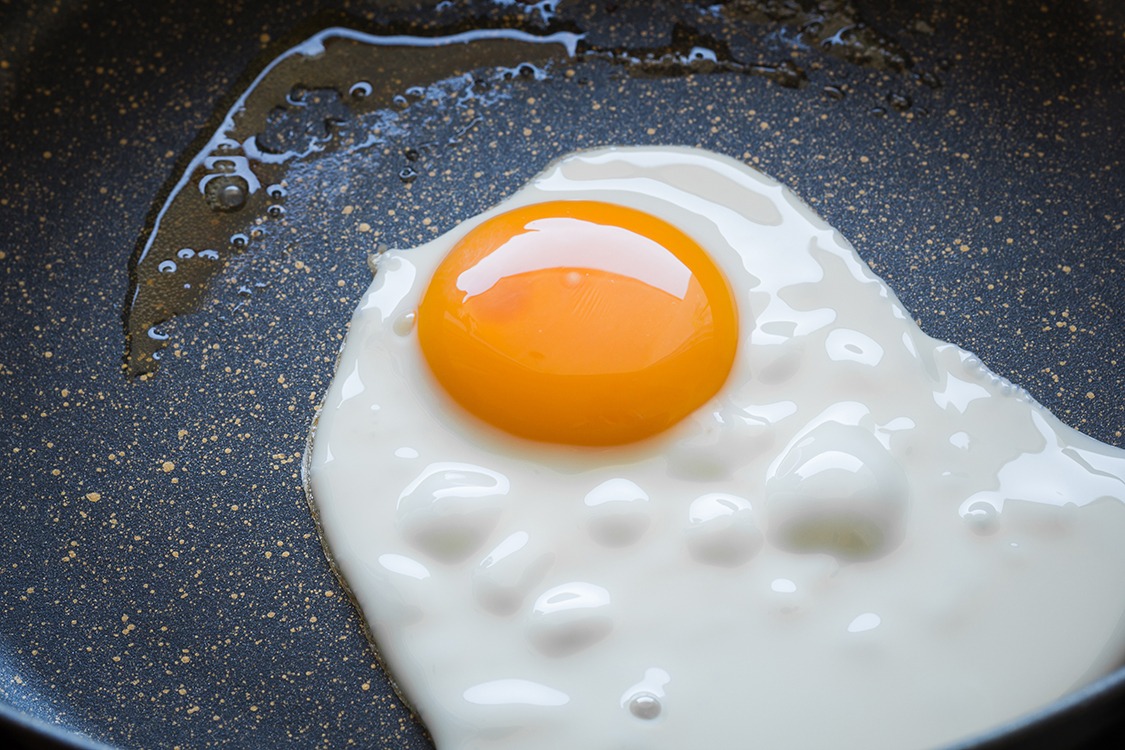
[306,146,1125,750]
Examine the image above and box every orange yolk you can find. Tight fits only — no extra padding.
[417,200,739,446]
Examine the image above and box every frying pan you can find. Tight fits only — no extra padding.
[1,0,1122,748]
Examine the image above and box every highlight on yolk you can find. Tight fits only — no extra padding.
[416,200,739,446]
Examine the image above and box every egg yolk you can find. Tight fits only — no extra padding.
[416,200,739,446]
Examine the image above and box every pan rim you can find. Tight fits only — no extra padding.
[3,665,1123,748]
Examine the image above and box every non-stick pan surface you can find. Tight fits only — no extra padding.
[1,1,1122,748]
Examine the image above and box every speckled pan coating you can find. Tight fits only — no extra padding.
[0,1,1121,749]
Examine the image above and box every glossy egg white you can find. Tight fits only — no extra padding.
[307,146,1125,750]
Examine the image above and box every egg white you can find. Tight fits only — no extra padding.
[308,146,1125,750]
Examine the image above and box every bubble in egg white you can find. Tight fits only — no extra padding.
[766,415,908,561]
[396,462,507,563]
[583,478,651,547]
[472,531,554,616]
[308,146,1125,750]
[684,493,762,567]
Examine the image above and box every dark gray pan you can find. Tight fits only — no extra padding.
[1,1,1122,748]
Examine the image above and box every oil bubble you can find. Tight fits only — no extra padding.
[198,249,220,261]
[176,248,195,260]
[349,81,373,98]
[823,84,846,100]
[914,71,942,89]
[203,175,249,212]
[230,233,249,249]
[963,501,1000,535]
[267,205,286,218]
[146,326,169,341]
[500,62,548,81]
[399,166,419,184]
[157,260,177,273]
[267,184,287,199]
[887,92,912,111]
[628,693,662,720]
[286,85,308,105]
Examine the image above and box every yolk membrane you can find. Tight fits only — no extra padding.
[417,200,739,446]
